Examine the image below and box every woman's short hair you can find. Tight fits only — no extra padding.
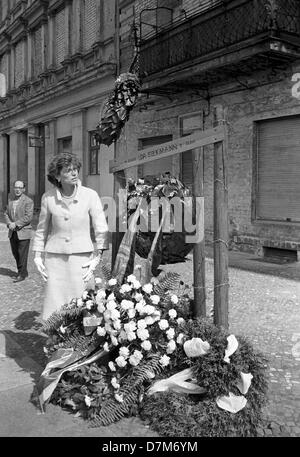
[47,152,82,188]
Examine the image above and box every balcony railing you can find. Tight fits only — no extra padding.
[139,0,300,79]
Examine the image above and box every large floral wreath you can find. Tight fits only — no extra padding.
[126,173,196,275]
[37,267,269,437]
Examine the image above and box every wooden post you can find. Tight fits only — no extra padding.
[192,146,206,317]
[213,106,229,329]
[111,169,126,269]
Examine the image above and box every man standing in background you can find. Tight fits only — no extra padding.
[4,180,34,282]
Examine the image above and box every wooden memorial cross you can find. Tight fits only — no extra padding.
[109,108,229,329]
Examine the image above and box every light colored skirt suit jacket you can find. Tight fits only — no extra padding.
[32,181,109,319]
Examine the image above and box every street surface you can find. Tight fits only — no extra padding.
[0,219,299,437]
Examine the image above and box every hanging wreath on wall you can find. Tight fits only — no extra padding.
[126,173,196,274]
[95,72,141,146]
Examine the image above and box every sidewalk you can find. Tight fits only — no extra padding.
[0,216,299,437]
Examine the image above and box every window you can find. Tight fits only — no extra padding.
[33,27,43,77]
[255,116,300,222]
[15,40,24,87]
[82,0,97,51]
[57,137,72,154]
[55,8,66,66]
[89,131,100,175]
[179,112,202,190]
[138,135,173,177]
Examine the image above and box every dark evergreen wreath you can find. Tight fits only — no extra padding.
[126,173,195,273]
[95,72,141,146]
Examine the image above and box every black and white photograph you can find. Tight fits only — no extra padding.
[0,0,299,442]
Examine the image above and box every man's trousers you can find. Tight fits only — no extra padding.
[9,231,30,278]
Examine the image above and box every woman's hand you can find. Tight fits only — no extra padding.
[34,254,48,282]
[82,254,102,282]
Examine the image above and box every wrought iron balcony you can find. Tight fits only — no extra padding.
[138,0,300,91]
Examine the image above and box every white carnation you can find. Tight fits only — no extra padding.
[137,328,150,341]
[97,303,105,313]
[110,309,121,321]
[119,346,130,358]
[166,327,175,340]
[82,290,88,300]
[115,356,127,368]
[96,289,106,300]
[135,301,146,313]
[96,326,106,337]
[103,342,110,352]
[129,355,140,366]
[107,292,116,301]
[144,316,155,326]
[127,274,136,283]
[177,317,185,326]
[108,361,116,371]
[135,293,143,302]
[113,319,122,330]
[114,393,123,403]
[132,280,141,289]
[76,298,84,307]
[108,278,117,286]
[158,319,169,330]
[170,294,179,304]
[95,277,102,285]
[106,300,117,311]
[111,336,119,346]
[142,283,153,294]
[150,295,160,305]
[127,308,136,319]
[127,331,136,341]
[85,300,94,310]
[121,299,134,311]
[111,377,120,389]
[124,321,137,332]
[141,340,152,351]
[159,355,170,367]
[118,330,128,342]
[133,350,143,360]
[137,319,147,329]
[84,395,92,407]
[176,333,185,345]
[168,308,177,319]
[144,305,156,315]
[152,310,161,322]
[120,284,132,294]
[166,339,176,354]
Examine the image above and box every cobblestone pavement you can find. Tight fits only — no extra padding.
[0,221,299,437]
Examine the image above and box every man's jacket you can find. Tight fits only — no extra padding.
[4,194,34,240]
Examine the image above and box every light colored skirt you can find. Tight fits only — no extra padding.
[43,252,94,320]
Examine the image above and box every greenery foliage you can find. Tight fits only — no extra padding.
[40,272,269,437]
[141,318,269,437]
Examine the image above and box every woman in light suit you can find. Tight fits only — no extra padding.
[33,152,109,320]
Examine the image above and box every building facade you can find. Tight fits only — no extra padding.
[117,0,300,259]
[0,0,116,211]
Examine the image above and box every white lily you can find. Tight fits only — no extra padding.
[216,392,247,413]
[148,368,206,396]
[236,372,253,395]
[224,334,239,363]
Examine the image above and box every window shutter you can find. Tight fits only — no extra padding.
[33,27,43,77]
[55,8,66,65]
[15,41,24,87]
[82,0,97,51]
[257,116,300,222]
[0,54,8,92]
